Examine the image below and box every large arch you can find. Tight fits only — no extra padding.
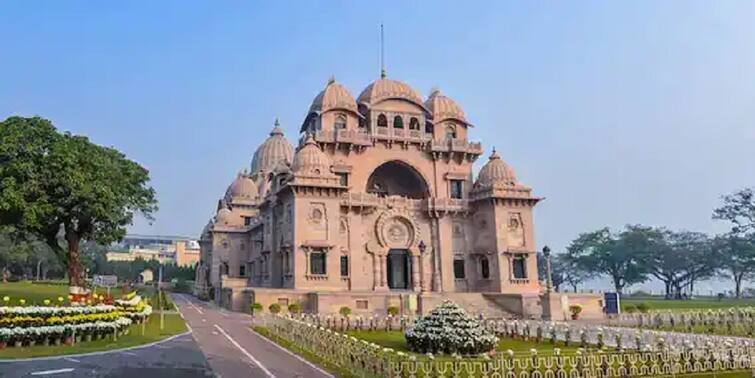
[366,160,430,199]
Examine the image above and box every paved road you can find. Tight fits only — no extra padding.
[172,293,332,378]
[0,331,212,378]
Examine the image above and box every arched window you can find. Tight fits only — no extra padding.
[425,122,434,134]
[377,114,388,127]
[409,117,419,130]
[393,116,404,129]
[334,115,346,130]
[480,257,490,279]
[445,125,457,140]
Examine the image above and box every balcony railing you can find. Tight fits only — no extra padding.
[430,139,483,155]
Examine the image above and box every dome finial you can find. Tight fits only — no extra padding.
[327,75,336,85]
[380,23,386,79]
[490,147,500,160]
[429,86,440,97]
[270,118,284,136]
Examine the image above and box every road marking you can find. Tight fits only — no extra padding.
[247,328,334,378]
[31,368,75,375]
[187,300,204,314]
[214,324,275,378]
[186,323,193,333]
[64,357,80,363]
[121,351,138,356]
[202,319,207,322]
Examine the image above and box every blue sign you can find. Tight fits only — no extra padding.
[604,292,620,314]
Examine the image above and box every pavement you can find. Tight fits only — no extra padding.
[0,294,333,378]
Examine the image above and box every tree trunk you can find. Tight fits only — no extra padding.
[613,277,623,295]
[66,232,85,289]
[735,274,743,298]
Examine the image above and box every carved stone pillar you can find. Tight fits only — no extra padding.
[372,254,379,290]
[379,255,387,288]
[411,254,420,292]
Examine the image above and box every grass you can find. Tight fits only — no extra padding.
[0,281,124,305]
[253,326,358,378]
[0,313,186,359]
[622,297,755,311]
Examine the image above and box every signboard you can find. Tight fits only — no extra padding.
[93,275,118,288]
[604,292,621,315]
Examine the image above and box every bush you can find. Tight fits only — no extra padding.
[269,303,281,314]
[251,302,263,314]
[569,305,582,316]
[339,306,352,317]
[624,305,637,314]
[405,300,498,355]
[636,302,650,313]
[387,306,399,316]
[288,303,302,314]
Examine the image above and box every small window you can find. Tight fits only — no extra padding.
[310,251,327,275]
[425,122,434,134]
[513,255,527,279]
[334,115,347,130]
[239,265,246,277]
[409,117,419,130]
[445,125,457,140]
[454,259,465,279]
[481,257,490,279]
[450,180,463,199]
[377,114,388,127]
[393,116,404,129]
[244,217,251,226]
[338,173,349,186]
[356,300,368,309]
[340,255,349,277]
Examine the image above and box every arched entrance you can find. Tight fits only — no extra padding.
[387,249,411,290]
[366,161,429,199]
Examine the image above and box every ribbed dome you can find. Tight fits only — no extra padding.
[215,207,236,227]
[425,89,467,124]
[250,119,294,174]
[291,134,332,176]
[357,78,425,109]
[475,149,517,187]
[224,172,258,201]
[309,77,358,114]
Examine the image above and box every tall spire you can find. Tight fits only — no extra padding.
[380,23,386,79]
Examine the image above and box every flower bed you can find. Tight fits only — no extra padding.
[0,293,151,349]
[613,307,755,337]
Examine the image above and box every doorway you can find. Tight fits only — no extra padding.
[387,249,411,290]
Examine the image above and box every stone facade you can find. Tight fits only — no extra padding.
[195,76,601,318]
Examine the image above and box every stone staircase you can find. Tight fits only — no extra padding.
[423,292,518,319]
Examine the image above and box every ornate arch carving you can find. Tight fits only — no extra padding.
[374,209,422,253]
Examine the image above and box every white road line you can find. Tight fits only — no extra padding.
[63,357,80,363]
[187,300,204,314]
[30,368,75,375]
[121,351,138,356]
[247,328,334,378]
[186,323,194,333]
[214,324,275,378]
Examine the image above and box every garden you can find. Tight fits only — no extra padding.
[0,281,184,358]
[254,300,755,378]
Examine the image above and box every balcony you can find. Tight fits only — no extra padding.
[307,130,373,147]
[430,139,483,156]
[372,127,432,143]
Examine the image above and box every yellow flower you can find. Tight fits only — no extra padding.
[98,295,104,300]
[57,296,64,303]
[19,299,26,305]
[68,295,73,300]
[2,296,9,302]
[44,299,51,305]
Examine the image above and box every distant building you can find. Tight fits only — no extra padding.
[106,234,199,267]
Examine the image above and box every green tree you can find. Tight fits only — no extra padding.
[714,188,755,236]
[647,230,716,299]
[0,116,157,289]
[566,225,658,294]
[712,234,755,298]
[537,252,591,292]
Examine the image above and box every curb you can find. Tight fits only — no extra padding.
[0,331,192,363]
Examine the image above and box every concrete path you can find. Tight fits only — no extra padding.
[172,293,333,378]
[0,332,212,378]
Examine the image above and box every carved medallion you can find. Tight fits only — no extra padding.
[375,210,421,250]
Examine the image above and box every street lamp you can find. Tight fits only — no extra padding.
[543,246,553,293]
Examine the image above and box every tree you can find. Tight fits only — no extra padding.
[537,252,591,292]
[646,230,716,299]
[566,225,657,294]
[0,117,157,290]
[712,234,755,298]
[714,188,755,236]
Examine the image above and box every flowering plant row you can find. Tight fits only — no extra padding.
[0,318,132,345]
[0,304,117,318]
[0,311,123,328]
[614,307,755,336]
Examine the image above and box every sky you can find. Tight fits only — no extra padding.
[1,1,754,293]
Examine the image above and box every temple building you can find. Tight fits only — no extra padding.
[195,76,602,319]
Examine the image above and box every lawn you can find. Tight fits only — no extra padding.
[0,313,186,359]
[0,281,124,305]
[622,297,755,311]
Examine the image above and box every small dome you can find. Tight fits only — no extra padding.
[251,119,294,174]
[309,77,358,114]
[425,89,468,125]
[224,172,258,201]
[357,78,426,109]
[215,206,236,227]
[475,149,517,187]
[291,134,332,176]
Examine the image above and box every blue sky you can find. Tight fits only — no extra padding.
[2,1,754,292]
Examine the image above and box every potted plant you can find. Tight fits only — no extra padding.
[569,305,583,320]
[268,303,281,314]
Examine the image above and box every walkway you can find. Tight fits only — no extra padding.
[172,293,333,378]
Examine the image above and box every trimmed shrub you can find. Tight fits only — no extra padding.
[339,306,352,317]
[405,300,498,355]
[251,302,263,314]
[269,303,281,314]
[288,303,302,314]
[387,306,399,316]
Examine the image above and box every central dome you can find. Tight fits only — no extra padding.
[357,78,425,109]
[250,120,294,175]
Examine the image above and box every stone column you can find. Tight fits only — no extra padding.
[379,255,387,288]
[372,254,379,290]
[411,254,420,292]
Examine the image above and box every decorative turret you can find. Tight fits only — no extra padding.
[224,171,258,202]
[292,134,334,177]
[425,88,470,127]
[251,119,294,175]
[474,148,517,188]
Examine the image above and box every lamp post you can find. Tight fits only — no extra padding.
[417,240,427,292]
[543,246,553,293]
